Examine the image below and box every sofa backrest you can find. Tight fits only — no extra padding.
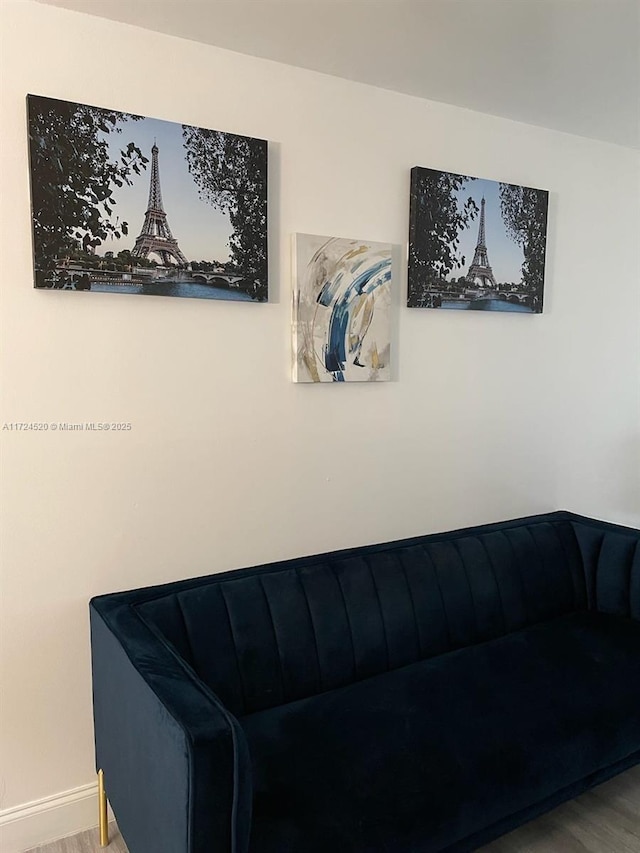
[136,518,586,717]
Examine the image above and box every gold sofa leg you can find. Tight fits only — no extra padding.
[98,769,109,847]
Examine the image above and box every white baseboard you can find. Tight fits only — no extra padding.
[0,782,113,853]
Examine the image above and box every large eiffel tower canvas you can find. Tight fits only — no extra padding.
[132,143,188,266]
[408,166,548,313]
[26,94,268,301]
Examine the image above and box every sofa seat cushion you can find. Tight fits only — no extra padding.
[241,612,640,853]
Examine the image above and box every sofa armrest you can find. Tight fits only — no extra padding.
[569,515,640,621]
[90,601,252,853]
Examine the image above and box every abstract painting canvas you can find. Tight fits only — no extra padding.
[293,234,392,382]
[408,167,548,312]
[26,94,268,301]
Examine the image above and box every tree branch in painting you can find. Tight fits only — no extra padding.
[408,168,478,307]
[181,126,268,302]
[27,95,148,280]
[499,183,548,309]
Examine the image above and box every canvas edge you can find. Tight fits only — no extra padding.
[291,232,305,382]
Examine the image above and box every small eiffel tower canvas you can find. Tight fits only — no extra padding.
[26,95,268,302]
[408,167,548,313]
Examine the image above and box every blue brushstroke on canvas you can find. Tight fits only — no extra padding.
[325,258,392,380]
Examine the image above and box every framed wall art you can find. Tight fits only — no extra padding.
[293,234,392,382]
[408,166,548,313]
[26,94,268,301]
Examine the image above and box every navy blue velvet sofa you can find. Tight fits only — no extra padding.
[90,511,640,853]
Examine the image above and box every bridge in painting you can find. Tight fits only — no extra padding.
[421,288,533,308]
[190,272,245,288]
[43,263,247,290]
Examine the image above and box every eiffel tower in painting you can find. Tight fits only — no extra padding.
[465,197,497,288]
[132,143,188,266]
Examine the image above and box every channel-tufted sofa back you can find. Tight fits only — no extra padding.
[136,518,589,717]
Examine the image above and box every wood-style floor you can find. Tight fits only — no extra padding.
[26,764,640,853]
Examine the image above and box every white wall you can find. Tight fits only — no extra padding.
[1,0,638,845]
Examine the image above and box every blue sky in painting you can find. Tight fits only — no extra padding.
[99,115,232,263]
[453,178,524,284]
